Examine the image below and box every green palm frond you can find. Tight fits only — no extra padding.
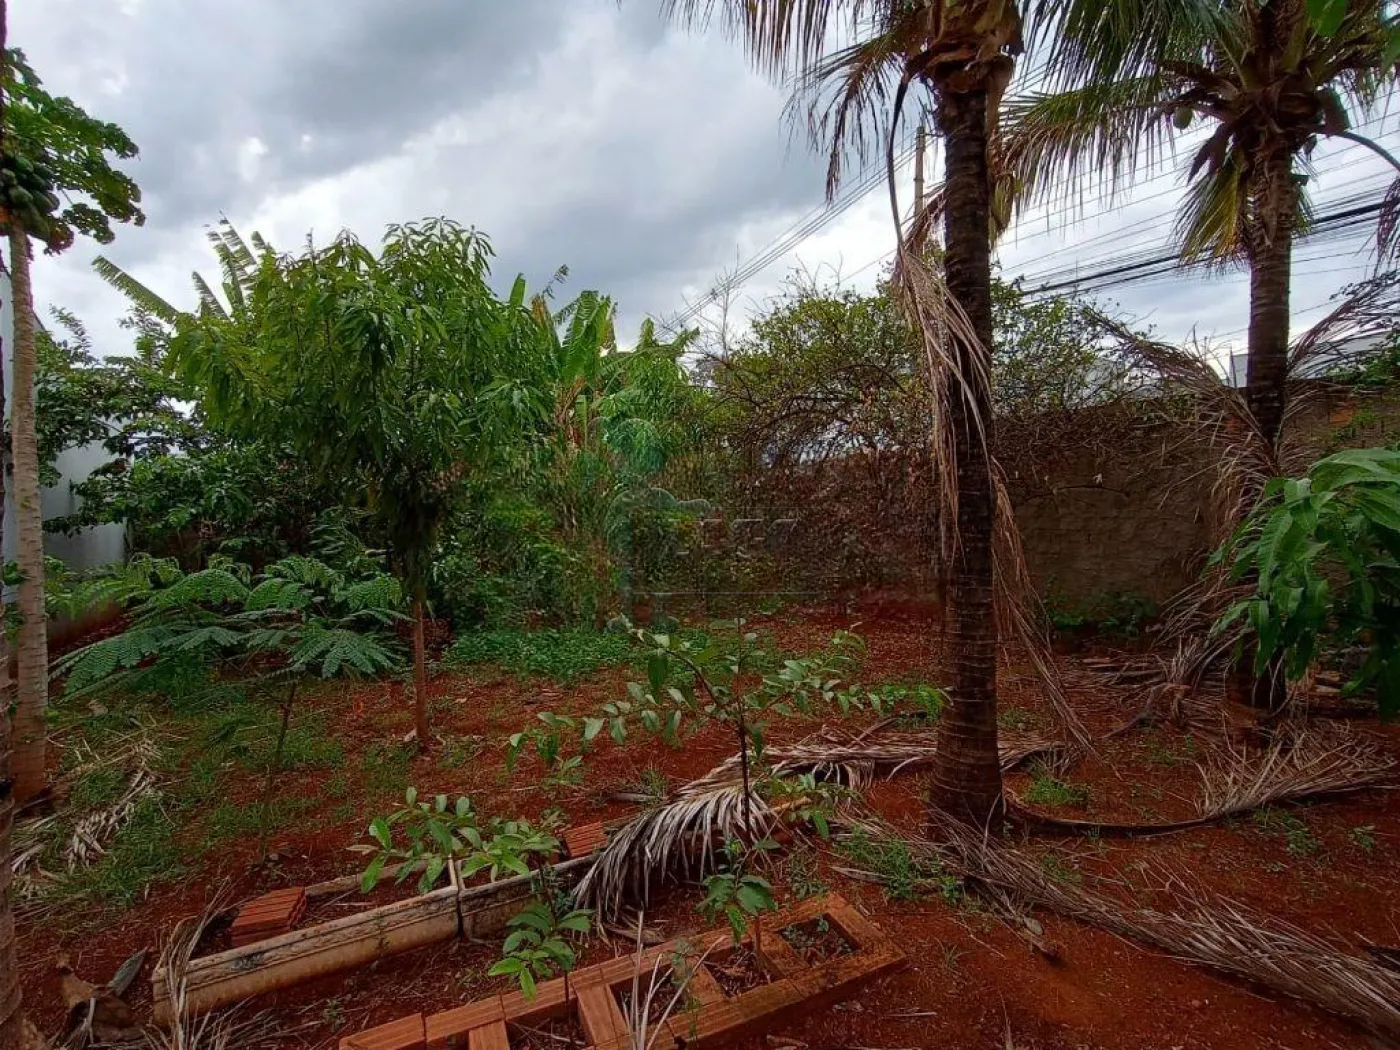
[334,574,406,615]
[999,74,1176,217]
[91,255,181,324]
[1040,0,1230,90]
[1175,152,1249,264]
[244,577,314,613]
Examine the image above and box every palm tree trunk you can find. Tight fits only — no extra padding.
[928,85,1004,825]
[1242,148,1297,713]
[412,592,430,745]
[9,228,47,806]
[1244,150,1295,457]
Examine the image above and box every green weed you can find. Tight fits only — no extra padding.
[445,628,633,682]
[438,733,486,770]
[1038,852,1081,885]
[836,830,960,903]
[53,797,184,912]
[361,741,415,795]
[1350,824,1378,852]
[785,846,829,901]
[1023,767,1089,808]
[69,767,128,811]
[997,707,1033,731]
[1252,807,1320,858]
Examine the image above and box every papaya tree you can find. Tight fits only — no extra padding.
[1,45,142,805]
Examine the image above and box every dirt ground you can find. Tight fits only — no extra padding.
[17,599,1400,1050]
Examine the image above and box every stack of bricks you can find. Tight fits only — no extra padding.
[230,887,307,948]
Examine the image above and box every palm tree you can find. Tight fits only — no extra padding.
[1003,0,1399,457]
[1002,0,1397,711]
[664,0,1035,823]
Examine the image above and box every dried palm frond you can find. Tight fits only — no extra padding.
[574,781,779,920]
[66,765,160,871]
[935,817,1400,1040]
[579,722,1064,918]
[150,891,273,1050]
[1010,727,1393,836]
[683,724,1063,795]
[1195,727,1395,820]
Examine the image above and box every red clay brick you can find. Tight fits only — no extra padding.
[562,822,608,859]
[424,998,503,1050]
[465,1022,508,1050]
[576,984,627,1045]
[499,976,569,1027]
[339,1013,425,1050]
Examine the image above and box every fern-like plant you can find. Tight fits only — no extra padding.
[54,555,407,858]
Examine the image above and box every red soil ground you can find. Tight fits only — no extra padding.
[17,600,1400,1049]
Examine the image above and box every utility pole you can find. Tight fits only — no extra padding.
[913,119,928,222]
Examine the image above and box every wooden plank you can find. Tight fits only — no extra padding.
[466,1022,508,1050]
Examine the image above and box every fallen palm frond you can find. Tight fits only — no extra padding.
[149,890,274,1050]
[66,763,160,871]
[578,723,1064,917]
[574,780,779,919]
[684,724,1064,795]
[932,817,1400,1040]
[1010,727,1393,836]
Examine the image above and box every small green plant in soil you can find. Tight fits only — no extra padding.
[357,788,561,893]
[489,899,592,1002]
[785,845,828,900]
[1022,766,1090,808]
[446,627,632,682]
[701,837,778,953]
[998,707,1033,731]
[1252,807,1321,858]
[779,916,853,964]
[1038,852,1082,885]
[1350,824,1378,852]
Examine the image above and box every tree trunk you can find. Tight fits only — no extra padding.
[256,680,298,863]
[9,228,46,806]
[1244,150,1295,458]
[0,4,30,1043]
[412,594,430,745]
[928,85,1004,826]
[1242,148,1297,713]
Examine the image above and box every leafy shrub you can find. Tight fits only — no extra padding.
[1215,448,1400,714]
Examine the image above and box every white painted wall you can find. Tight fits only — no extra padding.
[0,268,129,571]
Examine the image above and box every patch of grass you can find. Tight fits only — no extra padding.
[1252,807,1320,858]
[445,628,633,682]
[872,681,946,721]
[1022,767,1089,808]
[68,767,129,811]
[997,707,1033,731]
[54,797,184,911]
[1142,731,1198,768]
[785,846,828,901]
[1350,824,1377,852]
[361,740,415,795]
[836,830,961,903]
[438,733,486,771]
[199,795,316,847]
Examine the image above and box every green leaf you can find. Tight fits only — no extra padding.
[582,717,605,743]
[360,854,386,894]
[519,968,537,1000]
[369,817,393,850]
[488,958,524,976]
[1305,0,1347,35]
[647,652,668,693]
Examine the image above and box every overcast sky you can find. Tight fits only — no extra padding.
[15,0,1400,362]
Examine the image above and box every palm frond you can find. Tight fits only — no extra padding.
[1038,0,1230,91]
[999,74,1175,218]
[574,781,777,920]
[1175,152,1248,264]
[662,0,876,82]
[794,28,907,200]
[91,255,181,325]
